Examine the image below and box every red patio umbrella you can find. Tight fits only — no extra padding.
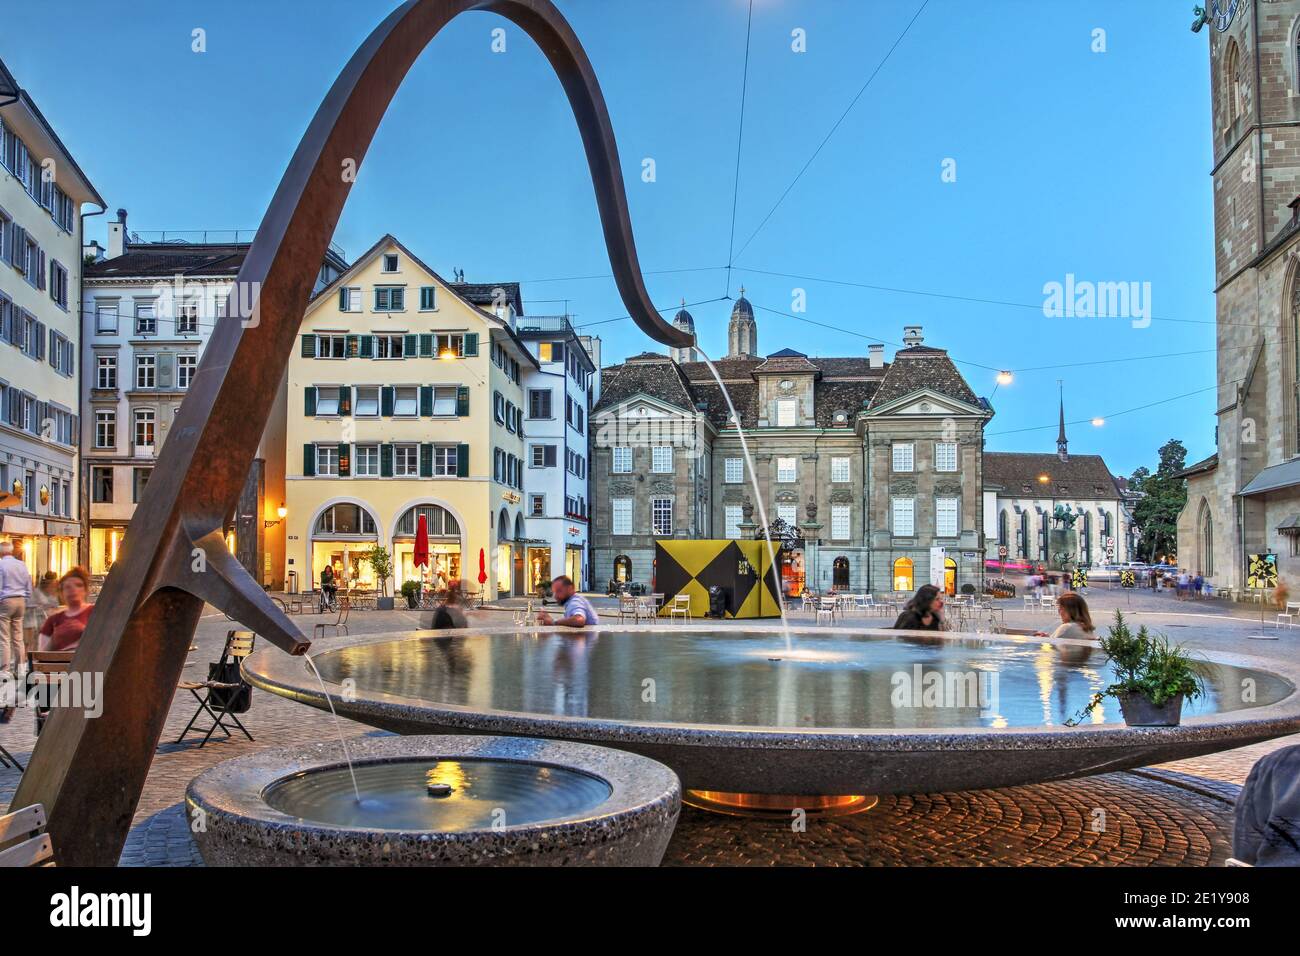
[413,513,430,571]
[478,548,488,608]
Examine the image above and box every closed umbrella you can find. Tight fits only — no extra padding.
[478,548,488,607]
[413,513,430,602]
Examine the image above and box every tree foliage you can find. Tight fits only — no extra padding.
[1129,440,1187,563]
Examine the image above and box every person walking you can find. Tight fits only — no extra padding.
[24,571,58,656]
[0,540,33,723]
[891,584,946,631]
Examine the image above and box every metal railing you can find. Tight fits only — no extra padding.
[516,314,575,334]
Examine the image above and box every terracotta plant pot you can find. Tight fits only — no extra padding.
[1116,691,1184,727]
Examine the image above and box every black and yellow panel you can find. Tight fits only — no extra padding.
[655,540,784,619]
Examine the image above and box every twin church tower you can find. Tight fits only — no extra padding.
[669,290,758,364]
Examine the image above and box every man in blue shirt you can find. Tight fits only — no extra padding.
[537,575,599,628]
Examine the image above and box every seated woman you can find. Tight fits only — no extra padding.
[891,584,946,631]
[427,579,468,630]
[38,566,95,653]
[1034,591,1096,640]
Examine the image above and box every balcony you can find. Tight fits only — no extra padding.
[516,314,575,335]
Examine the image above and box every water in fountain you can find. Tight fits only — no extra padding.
[302,653,362,804]
[696,348,791,650]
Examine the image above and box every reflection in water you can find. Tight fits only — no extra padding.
[311,631,1291,731]
[264,760,611,831]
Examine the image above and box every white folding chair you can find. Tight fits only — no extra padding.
[668,594,691,622]
[817,597,837,626]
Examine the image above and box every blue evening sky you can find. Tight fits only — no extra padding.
[2,0,1215,476]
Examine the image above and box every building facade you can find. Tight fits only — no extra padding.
[285,236,537,598]
[80,211,346,586]
[1178,1,1300,588]
[591,303,992,597]
[983,405,1132,570]
[516,313,597,592]
[0,57,103,581]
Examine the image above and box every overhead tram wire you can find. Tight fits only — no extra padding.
[728,0,931,264]
[724,0,756,297]
[573,296,731,331]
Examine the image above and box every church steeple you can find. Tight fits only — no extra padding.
[1056,381,1069,462]
[670,299,697,363]
[727,286,758,359]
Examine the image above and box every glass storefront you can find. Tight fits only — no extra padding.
[565,545,582,591]
[0,534,38,580]
[496,544,513,596]
[48,537,75,577]
[90,527,127,575]
[395,544,461,588]
[527,547,551,594]
[311,541,376,589]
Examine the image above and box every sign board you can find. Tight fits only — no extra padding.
[1120,569,1136,588]
[1071,568,1088,590]
[1247,553,1278,589]
[929,547,946,589]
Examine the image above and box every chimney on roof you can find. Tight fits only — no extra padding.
[1290,195,1300,226]
[107,208,128,259]
[868,343,884,369]
[83,240,105,263]
[902,325,923,347]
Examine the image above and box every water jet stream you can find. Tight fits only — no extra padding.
[303,654,361,803]
[696,349,791,649]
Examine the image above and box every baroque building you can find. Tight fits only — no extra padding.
[1177,0,1300,588]
[591,298,992,597]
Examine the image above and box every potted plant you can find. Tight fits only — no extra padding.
[364,544,395,609]
[1075,611,1206,726]
[400,579,420,610]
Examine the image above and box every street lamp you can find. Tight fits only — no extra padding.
[265,502,288,528]
[996,370,1013,386]
[1091,417,1105,427]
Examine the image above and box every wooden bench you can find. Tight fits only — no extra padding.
[0,803,54,867]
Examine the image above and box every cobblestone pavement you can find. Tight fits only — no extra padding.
[1,589,1294,866]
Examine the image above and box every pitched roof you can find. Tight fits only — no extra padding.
[595,354,698,414]
[85,243,251,279]
[869,348,979,409]
[1172,454,1218,480]
[449,281,524,317]
[984,452,1122,498]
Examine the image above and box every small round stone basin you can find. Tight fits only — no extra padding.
[262,759,611,831]
[186,735,680,866]
[243,626,1300,799]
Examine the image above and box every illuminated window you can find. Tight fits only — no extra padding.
[892,557,914,593]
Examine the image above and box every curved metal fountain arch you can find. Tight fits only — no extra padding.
[13,0,691,865]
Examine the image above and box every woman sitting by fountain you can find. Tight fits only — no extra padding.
[427,580,468,630]
[1033,591,1096,641]
[37,566,94,652]
[891,584,946,632]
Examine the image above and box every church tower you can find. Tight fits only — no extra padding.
[670,301,698,364]
[727,288,758,359]
[1056,383,1068,462]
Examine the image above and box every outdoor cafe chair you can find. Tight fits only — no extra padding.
[1276,602,1300,628]
[635,597,657,623]
[314,595,351,639]
[668,594,692,623]
[0,803,53,868]
[617,594,638,623]
[176,630,257,747]
[816,596,837,626]
[26,650,74,736]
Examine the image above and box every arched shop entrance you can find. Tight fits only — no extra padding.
[944,557,957,596]
[312,502,379,589]
[613,554,632,584]
[392,503,463,587]
[892,557,914,593]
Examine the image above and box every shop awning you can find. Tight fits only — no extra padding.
[1,514,43,536]
[1240,459,1300,496]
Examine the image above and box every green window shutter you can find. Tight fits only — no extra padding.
[346,334,359,357]
[420,386,433,417]
[420,443,433,478]
[337,443,351,477]
[380,443,394,478]
[419,333,433,357]
[456,385,470,417]
[338,287,348,311]
[456,443,470,478]
[304,386,317,416]
[303,444,316,477]
[404,333,419,357]
[359,335,374,358]
[300,334,315,358]
[339,387,352,416]
[463,332,479,356]
[381,386,395,416]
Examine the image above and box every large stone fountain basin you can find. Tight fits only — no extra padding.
[186,734,680,866]
[242,626,1300,797]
